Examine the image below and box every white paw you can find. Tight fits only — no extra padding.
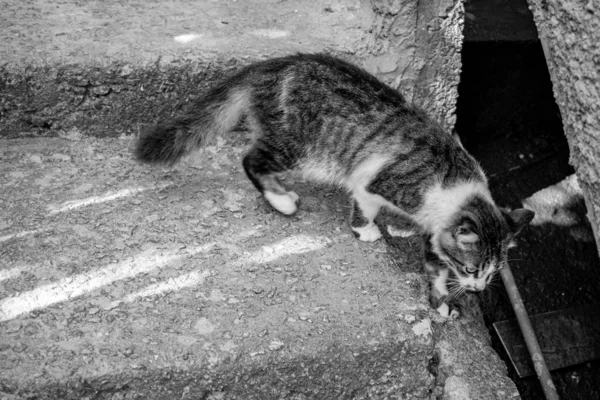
[436,303,460,319]
[386,225,416,238]
[352,224,382,242]
[287,191,299,203]
[264,191,299,215]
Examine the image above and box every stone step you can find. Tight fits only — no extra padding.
[0,1,520,399]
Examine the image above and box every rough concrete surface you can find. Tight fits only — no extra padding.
[1,134,517,399]
[526,0,600,256]
[0,0,464,137]
[1,0,520,398]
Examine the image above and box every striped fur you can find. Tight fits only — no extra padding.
[134,53,535,317]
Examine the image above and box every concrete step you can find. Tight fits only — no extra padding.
[0,0,368,138]
[0,1,520,399]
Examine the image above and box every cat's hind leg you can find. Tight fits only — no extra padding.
[349,190,383,242]
[242,143,299,215]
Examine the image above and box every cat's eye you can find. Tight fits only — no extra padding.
[465,266,478,274]
[457,226,472,235]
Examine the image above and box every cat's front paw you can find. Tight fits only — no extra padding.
[386,225,416,238]
[264,191,299,215]
[436,302,460,320]
[351,224,382,242]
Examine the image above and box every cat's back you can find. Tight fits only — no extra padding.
[245,53,406,109]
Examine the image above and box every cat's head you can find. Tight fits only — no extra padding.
[433,197,535,292]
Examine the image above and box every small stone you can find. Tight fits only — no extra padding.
[52,153,72,162]
[412,318,432,338]
[194,318,216,335]
[88,307,100,315]
[13,343,27,353]
[208,289,226,302]
[251,286,264,294]
[29,154,43,164]
[6,322,22,334]
[403,314,416,323]
[320,264,332,270]
[91,85,110,96]
[122,347,135,357]
[24,324,39,336]
[101,300,121,311]
[74,304,86,313]
[269,340,285,351]
[298,311,310,321]
[257,329,269,338]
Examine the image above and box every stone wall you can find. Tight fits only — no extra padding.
[526,0,600,255]
[363,0,465,131]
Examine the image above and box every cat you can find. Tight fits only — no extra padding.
[134,53,534,319]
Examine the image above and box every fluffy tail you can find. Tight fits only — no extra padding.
[134,82,251,165]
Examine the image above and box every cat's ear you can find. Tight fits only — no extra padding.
[452,128,464,149]
[454,222,479,250]
[504,208,535,234]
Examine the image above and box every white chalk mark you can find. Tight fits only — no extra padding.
[174,33,202,43]
[0,244,215,322]
[46,183,172,215]
[123,270,211,302]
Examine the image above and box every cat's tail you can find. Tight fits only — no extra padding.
[134,82,251,165]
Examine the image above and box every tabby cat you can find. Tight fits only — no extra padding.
[135,53,534,318]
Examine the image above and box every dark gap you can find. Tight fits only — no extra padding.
[456,40,600,400]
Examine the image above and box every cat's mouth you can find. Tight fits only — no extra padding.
[461,280,487,292]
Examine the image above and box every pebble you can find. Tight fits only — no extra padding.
[194,317,216,335]
[12,343,27,353]
[29,154,43,164]
[6,322,22,334]
[257,329,269,338]
[208,289,226,302]
[51,153,72,162]
[251,286,264,294]
[269,340,285,351]
[298,311,311,321]
[122,347,135,357]
[24,324,39,336]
